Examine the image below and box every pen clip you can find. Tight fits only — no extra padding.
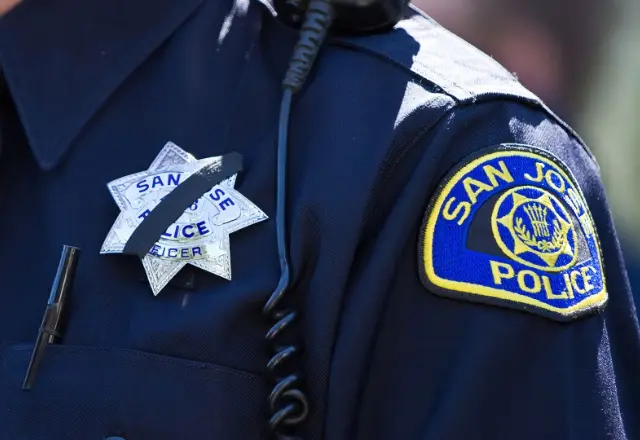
[22,245,81,390]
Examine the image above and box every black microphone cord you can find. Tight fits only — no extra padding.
[263,0,333,438]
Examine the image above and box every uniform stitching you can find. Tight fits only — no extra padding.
[7,345,262,380]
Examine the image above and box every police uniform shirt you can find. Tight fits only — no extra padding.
[0,0,638,439]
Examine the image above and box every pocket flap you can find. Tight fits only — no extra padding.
[1,344,266,440]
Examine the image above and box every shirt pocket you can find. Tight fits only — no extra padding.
[0,343,267,440]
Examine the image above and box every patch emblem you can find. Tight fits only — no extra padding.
[101,142,268,295]
[419,144,606,321]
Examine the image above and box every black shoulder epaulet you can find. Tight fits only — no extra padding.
[330,6,593,162]
[331,7,539,104]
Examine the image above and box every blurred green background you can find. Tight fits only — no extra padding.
[414,0,640,302]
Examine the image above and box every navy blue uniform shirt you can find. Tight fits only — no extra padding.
[0,0,639,439]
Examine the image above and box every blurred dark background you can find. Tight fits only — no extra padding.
[414,0,640,307]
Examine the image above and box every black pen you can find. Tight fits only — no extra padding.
[22,245,81,390]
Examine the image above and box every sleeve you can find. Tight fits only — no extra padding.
[344,99,640,440]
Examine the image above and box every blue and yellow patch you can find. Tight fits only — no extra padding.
[419,144,607,321]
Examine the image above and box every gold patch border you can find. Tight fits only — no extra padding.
[422,148,607,317]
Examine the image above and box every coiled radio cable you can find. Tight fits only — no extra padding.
[263,0,333,438]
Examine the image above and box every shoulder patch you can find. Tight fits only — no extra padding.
[419,144,607,321]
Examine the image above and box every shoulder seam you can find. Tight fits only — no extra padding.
[329,7,540,104]
[395,95,599,172]
[328,11,598,167]
[454,94,599,167]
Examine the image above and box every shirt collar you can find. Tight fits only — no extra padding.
[0,0,205,170]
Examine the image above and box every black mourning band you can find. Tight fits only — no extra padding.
[122,152,243,258]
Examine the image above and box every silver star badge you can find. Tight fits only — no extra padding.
[100,142,268,295]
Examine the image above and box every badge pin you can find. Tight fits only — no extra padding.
[101,142,268,295]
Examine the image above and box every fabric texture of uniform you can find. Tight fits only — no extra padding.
[0,0,638,439]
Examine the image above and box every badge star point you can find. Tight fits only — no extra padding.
[101,143,267,295]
